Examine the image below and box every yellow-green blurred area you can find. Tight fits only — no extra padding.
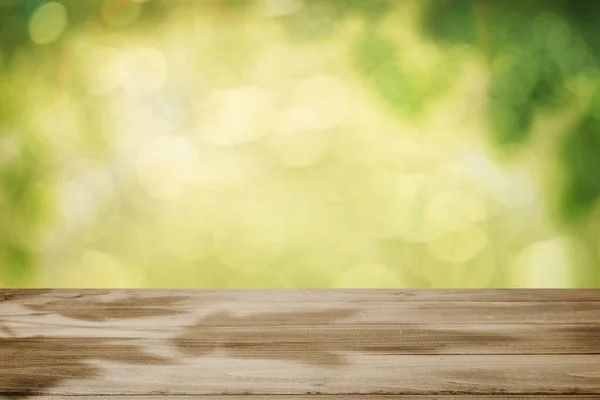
[1,0,600,288]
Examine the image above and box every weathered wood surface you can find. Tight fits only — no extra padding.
[1,289,599,399]
[12,397,600,400]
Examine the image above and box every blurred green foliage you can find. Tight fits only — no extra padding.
[421,0,600,223]
[0,0,599,287]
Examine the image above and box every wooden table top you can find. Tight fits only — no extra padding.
[1,289,600,399]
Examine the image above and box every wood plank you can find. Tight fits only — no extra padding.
[3,289,600,302]
[2,289,600,397]
[2,291,600,325]
[14,396,600,400]
[2,354,600,395]
[4,302,600,324]
[2,324,598,354]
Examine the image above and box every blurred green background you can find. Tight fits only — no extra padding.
[1,0,599,288]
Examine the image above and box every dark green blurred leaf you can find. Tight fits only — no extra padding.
[17,0,45,16]
[421,0,479,47]
[558,1,600,60]
[0,10,28,60]
[488,100,535,145]
[561,111,600,222]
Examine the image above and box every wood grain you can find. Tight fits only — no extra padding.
[13,397,600,400]
[3,288,600,302]
[1,289,599,398]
